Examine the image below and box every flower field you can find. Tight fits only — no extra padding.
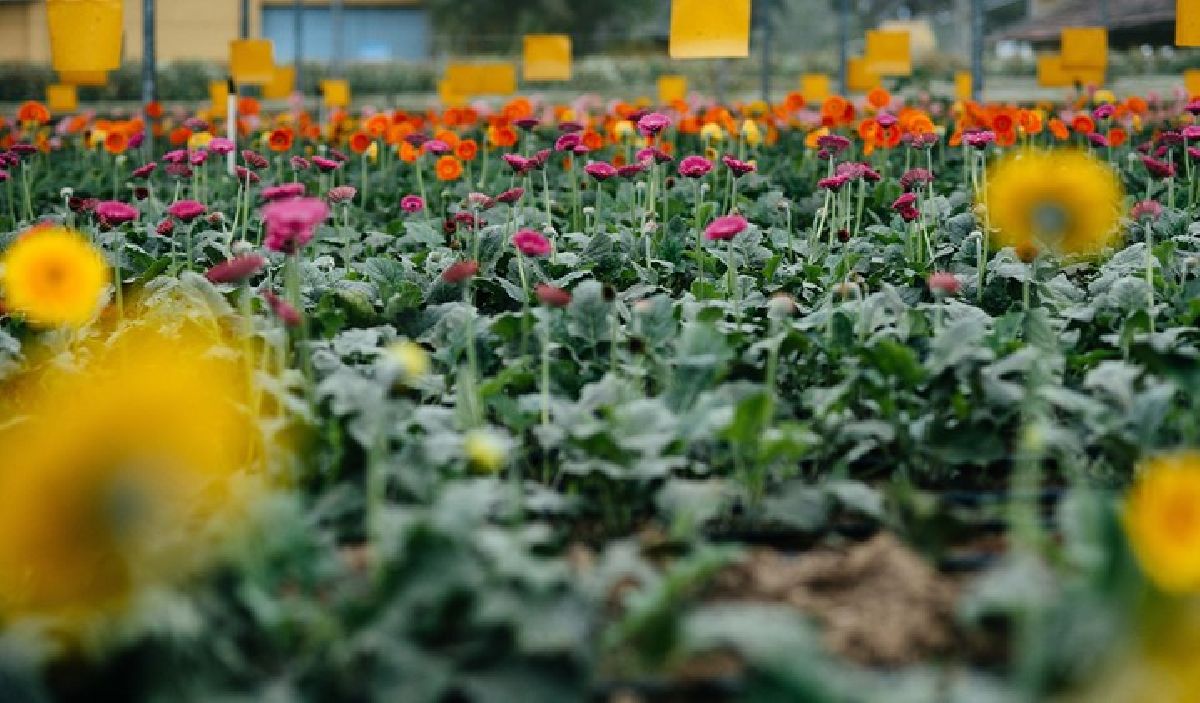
[3,85,1200,701]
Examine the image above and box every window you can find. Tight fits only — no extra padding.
[262,6,431,62]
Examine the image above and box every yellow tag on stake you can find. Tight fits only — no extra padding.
[1060,27,1107,70]
[657,75,689,104]
[46,84,78,114]
[865,29,912,76]
[800,74,831,102]
[668,0,751,59]
[230,39,275,85]
[523,35,572,82]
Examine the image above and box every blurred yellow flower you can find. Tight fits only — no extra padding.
[984,149,1123,258]
[700,123,725,143]
[187,131,214,150]
[1,226,108,327]
[87,129,108,149]
[1125,452,1200,594]
[464,429,507,473]
[741,119,762,147]
[387,340,430,382]
[613,120,636,141]
[0,302,291,636]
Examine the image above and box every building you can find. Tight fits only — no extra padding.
[992,0,1176,46]
[0,0,430,65]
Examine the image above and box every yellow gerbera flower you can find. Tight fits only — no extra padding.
[1,226,109,327]
[1124,452,1200,594]
[0,303,291,636]
[983,149,1123,258]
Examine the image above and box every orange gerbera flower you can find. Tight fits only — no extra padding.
[365,113,390,137]
[501,98,533,122]
[267,127,294,152]
[1125,96,1149,115]
[1071,114,1096,134]
[455,139,478,161]
[1048,118,1070,141]
[434,155,462,181]
[399,141,419,163]
[433,130,460,149]
[867,87,891,110]
[144,101,164,119]
[487,125,518,149]
[348,132,372,154]
[17,101,50,125]
[1108,127,1128,147]
[1018,109,1043,135]
[237,97,261,116]
[581,130,604,151]
[995,129,1017,147]
[103,131,128,155]
[169,126,192,146]
[784,91,806,113]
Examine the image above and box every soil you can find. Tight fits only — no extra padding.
[706,533,961,667]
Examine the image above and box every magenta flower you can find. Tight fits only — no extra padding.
[514,117,540,131]
[1141,156,1176,179]
[816,134,851,154]
[678,155,713,179]
[206,255,266,284]
[155,219,175,236]
[235,167,260,183]
[497,188,525,205]
[721,155,757,177]
[188,151,208,166]
[1092,104,1115,120]
[327,185,357,204]
[400,194,425,213]
[131,162,157,179]
[312,156,341,172]
[167,199,206,222]
[162,149,188,164]
[900,168,934,191]
[261,197,329,253]
[262,183,306,201]
[512,229,552,257]
[876,112,898,128]
[817,174,851,191]
[424,139,451,155]
[207,137,235,155]
[94,200,139,225]
[535,284,571,307]
[704,214,748,241]
[585,161,618,181]
[928,272,961,297]
[467,192,495,210]
[263,290,302,327]
[554,133,582,152]
[502,153,535,175]
[637,112,671,137]
[1131,200,1163,221]
[963,130,996,149]
[441,260,479,284]
[617,163,646,178]
[636,147,673,164]
[290,155,311,171]
[242,149,269,169]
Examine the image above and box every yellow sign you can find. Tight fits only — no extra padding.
[444,63,517,97]
[1060,27,1107,70]
[59,70,108,87]
[1186,69,1200,97]
[1037,54,1105,88]
[262,66,295,100]
[230,39,275,85]
[46,84,78,113]
[800,74,831,102]
[668,0,751,59]
[210,80,229,118]
[955,72,973,101]
[523,34,572,82]
[865,29,911,76]
[846,57,879,93]
[46,0,123,72]
[1180,0,1200,46]
[321,79,350,108]
[438,80,466,107]
[657,75,688,104]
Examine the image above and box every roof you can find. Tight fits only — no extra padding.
[994,0,1175,44]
